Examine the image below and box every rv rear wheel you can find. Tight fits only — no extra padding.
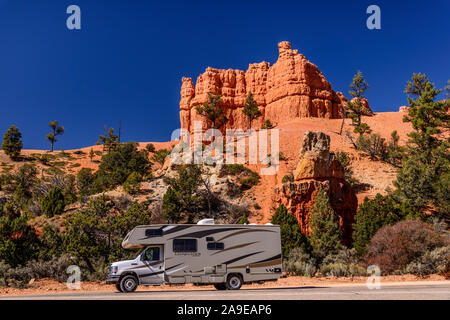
[213,283,227,290]
[226,274,242,290]
[119,275,138,293]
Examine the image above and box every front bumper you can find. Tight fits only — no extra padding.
[105,275,120,285]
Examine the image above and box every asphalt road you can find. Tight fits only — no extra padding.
[1,282,449,300]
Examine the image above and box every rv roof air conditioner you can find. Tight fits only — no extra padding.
[197,218,215,225]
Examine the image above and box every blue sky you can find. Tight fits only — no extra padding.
[0,0,449,150]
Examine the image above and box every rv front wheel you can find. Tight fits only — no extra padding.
[115,283,123,292]
[119,275,138,293]
[226,274,242,290]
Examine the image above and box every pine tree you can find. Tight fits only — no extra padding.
[403,74,449,156]
[242,92,262,129]
[89,148,95,162]
[96,127,119,153]
[309,189,342,256]
[346,71,371,134]
[195,92,228,130]
[394,74,449,215]
[1,125,23,160]
[352,194,411,256]
[46,120,64,152]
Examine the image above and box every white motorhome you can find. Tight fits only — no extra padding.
[106,219,282,292]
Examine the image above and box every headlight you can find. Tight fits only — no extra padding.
[112,266,119,273]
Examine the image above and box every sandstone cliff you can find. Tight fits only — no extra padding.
[180,41,349,133]
[273,131,357,244]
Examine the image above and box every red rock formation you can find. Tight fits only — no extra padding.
[180,42,349,133]
[273,131,357,245]
[350,97,373,115]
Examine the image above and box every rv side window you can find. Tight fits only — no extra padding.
[173,239,197,252]
[207,242,224,250]
[145,229,163,237]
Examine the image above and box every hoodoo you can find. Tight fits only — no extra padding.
[274,131,358,244]
[180,41,349,133]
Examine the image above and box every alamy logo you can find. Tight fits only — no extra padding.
[366,5,381,30]
[66,5,81,30]
[66,265,81,289]
[366,265,381,289]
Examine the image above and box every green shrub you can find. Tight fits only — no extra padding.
[253,203,261,210]
[95,142,151,190]
[282,247,317,277]
[261,119,274,129]
[282,173,294,183]
[151,148,169,166]
[319,263,366,277]
[239,171,260,190]
[162,187,182,223]
[404,246,450,276]
[221,164,248,175]
[40,187,65,217]
[145,143,156,153]
[322,248,359,266]
[356,133,387,160]
[123,172,142,195]
[0,201,40,267]
[278,152,287,161]
[238,214,249,225]
[76,168,96,197]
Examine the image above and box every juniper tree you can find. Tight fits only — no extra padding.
[1,125,23,160]
[46,120,64,152]
[242,92,262,129]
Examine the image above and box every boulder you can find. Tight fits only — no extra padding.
[293,131,344,180]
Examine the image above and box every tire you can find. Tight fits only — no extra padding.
[119,275,138,293]
[214,283,227,290]
[115,283,123,292]
[225,274,242,290]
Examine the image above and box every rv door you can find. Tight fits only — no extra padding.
[137,246,164,285]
